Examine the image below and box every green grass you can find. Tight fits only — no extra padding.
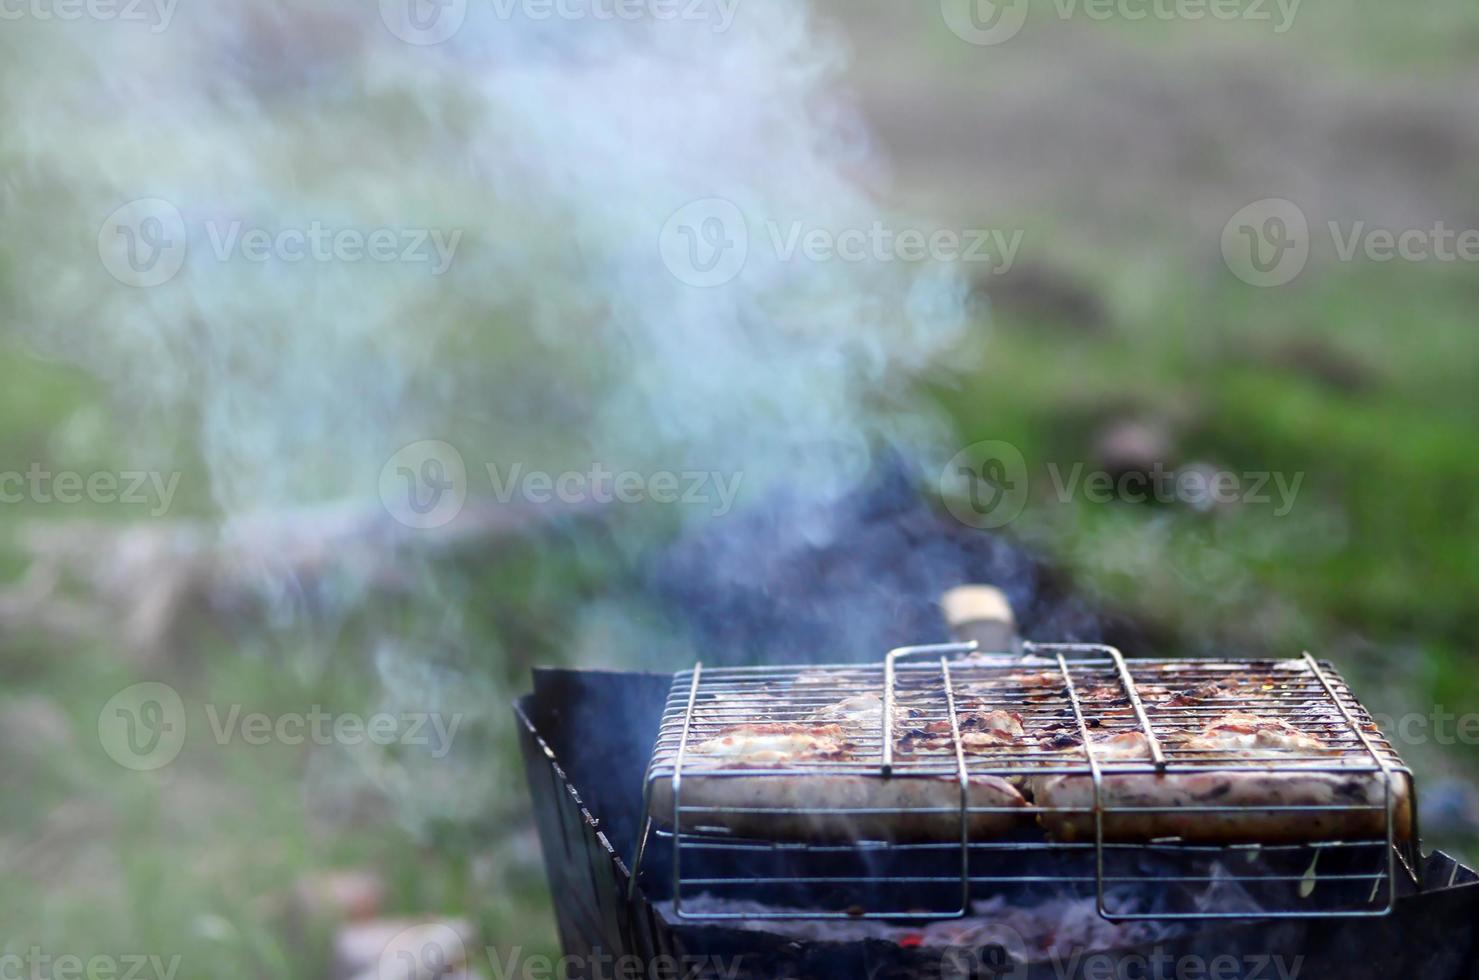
[0,620,563,978]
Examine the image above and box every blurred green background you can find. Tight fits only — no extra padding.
[2,2,1477,977]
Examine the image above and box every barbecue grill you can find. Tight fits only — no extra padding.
[511,585,1479,975]
[514,662,1479,979]
[626,587,1420,923]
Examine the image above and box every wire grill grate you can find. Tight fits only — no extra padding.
[631,642,1420,921]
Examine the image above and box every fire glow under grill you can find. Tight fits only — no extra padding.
[632,639,1420,921]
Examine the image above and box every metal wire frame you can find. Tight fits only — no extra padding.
[630,642,1420,921]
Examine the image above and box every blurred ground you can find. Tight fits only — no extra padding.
[2,3,1478,977]
[816,0,1479,734]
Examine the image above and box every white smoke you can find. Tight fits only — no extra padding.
[0,0,970,834]
[2,0,967,517]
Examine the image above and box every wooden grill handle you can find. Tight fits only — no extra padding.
[941,585,1020,654]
